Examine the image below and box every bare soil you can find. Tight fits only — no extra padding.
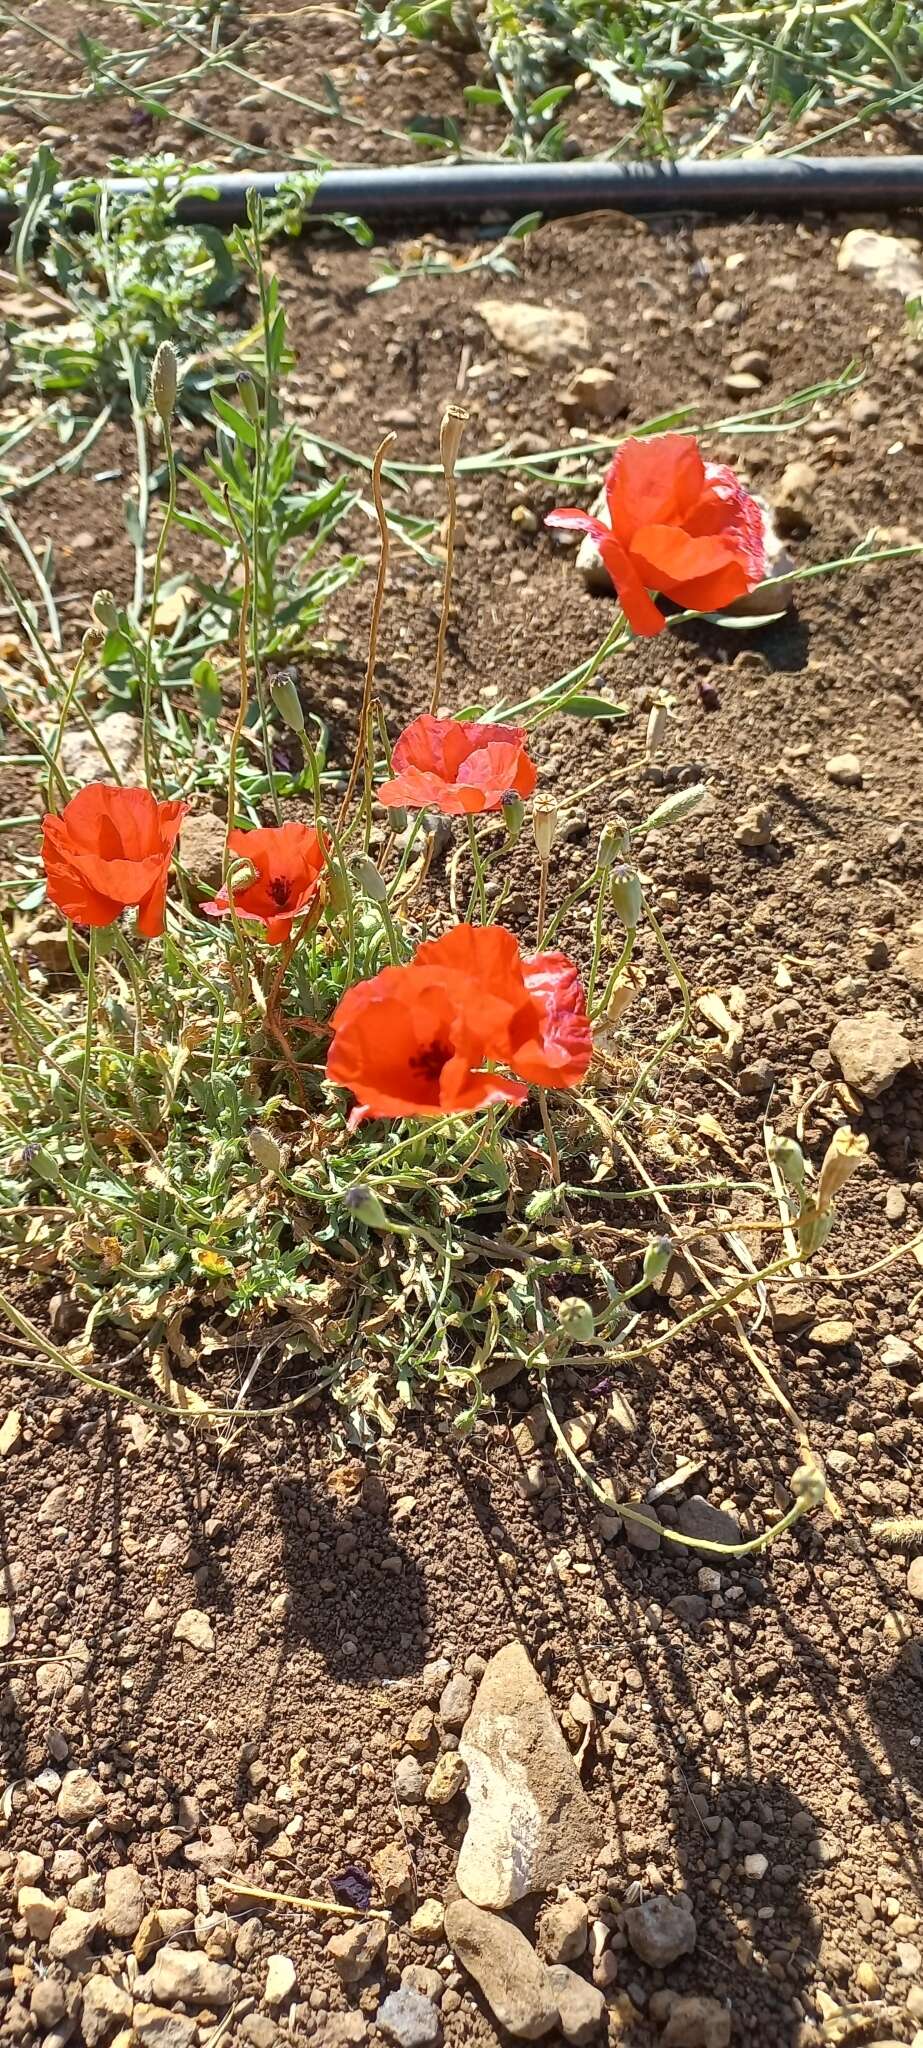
[1,59,923,2048]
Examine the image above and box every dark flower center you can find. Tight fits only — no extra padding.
[267,875,292,908]
[409,1037,452,1084]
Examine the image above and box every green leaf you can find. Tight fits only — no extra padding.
[463,85,504,105]
[528,85,572,116]
[562,694,628,719]
[212,392,258,448]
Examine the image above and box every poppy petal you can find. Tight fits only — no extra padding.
[605,434,705,540]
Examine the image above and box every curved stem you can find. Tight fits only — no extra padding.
[338,433,395,834]
[78,926,99,1170]
[142,418,177,795]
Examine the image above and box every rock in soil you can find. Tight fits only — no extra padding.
[825,751,863,787]
[426,1750,468,1805]
[537,1893,589,1965]
[371,1841,414,1903]
[676,1496,741,1549]
[264,1954,297,2007]
[907,1557,923,1602]
[179,811,227,891]
[547,1964,607,2044]
[327,1918,388,1982]
[18,1885,62,1938]
[456,1642,601,1907]
[445,1898,558,2040]
[103,1863,145,1939]
[82,1975,133,2046]
[828,1012,913,1099]
[660,1995,732,2047]
[172,1607,215,1654]
[377,1987,442,2048]
[624,1895,697,1967]
[476,297,590,365]
[58,712,143,788]
[56,1768,106,1824]
[837,226,923,297]
[146,1947,241,2006]
[134,2006,198,2048]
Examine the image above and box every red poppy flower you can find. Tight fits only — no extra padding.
[326,925,592,1126]
[546,432,766,637]
[326,961,529,1128]
[377,714,538,816]
[201,822,327,945]
[41,784,186,937]
[415,927,593,1090]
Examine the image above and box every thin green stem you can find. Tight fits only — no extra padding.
[594,927,636,1023]
[466,815,488,923]
[142,419,177,796]
[78,927,99,1170]
[586,867,609,1011]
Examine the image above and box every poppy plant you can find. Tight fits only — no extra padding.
[377,714,537,816]
[201,822,327,945]
[41,783,186,938]
[546,432,766,637]
[326,925,592,1126]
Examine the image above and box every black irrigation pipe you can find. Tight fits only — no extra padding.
[2,156,923,232]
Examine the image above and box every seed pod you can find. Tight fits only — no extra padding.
[344,1184,390,1230]
[353,857,388,904]
[150,340,178,425]
[81,624,105,657]
[609,863,642,929]
[501,790,524,846]
[597,817,629,868]
[816,1126,869,1213]
[271,670,304,735]
[91,589,119,632]
[324,863,352,918]
[248,1126,284,1175]
[641,1235,672,1287]
[768,1134,806,1192]
[531,795,559,862]
[556,1296,595,1345]
[440,403,468,481]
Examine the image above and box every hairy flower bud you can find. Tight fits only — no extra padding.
[150,340,178,425]
[271,669,304,735]
[797,1203,835,1257]
[353,857,388,904]
[642,1235,672,1287]
[597,817,629,869]
[768,1134,806,1192]
[609,863,642,929]
[501,790,524,846]
[324,863,352,919]
[344,1184,390,1230]
[531,795,559,862]
[238,373,259,422]
[225,856,259,895]
[556,1296,595,1345]
[248,1126,284,1175]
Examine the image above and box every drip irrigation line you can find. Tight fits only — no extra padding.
[1,156,923,233]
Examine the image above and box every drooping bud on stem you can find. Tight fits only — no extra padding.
[238,373,259,423]
[324,863,353,919]
[816,1126,869,1212]
[353,857,388,904]
[248,1126,284,1175]
[768,1134,806,1192]
[501,790,524,847]
[609,863,642,929]
[344,1184,391,1230]
[150,340,178,425]
[271,669,304,735]
[225,856,259,894]
[641,1235,673,1288]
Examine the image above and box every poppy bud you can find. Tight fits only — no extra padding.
[385,805,408,835]
[597,818,629,869]
[238,373,259,423]
[440,403,468,482]
[501,791,524,846]
[646,701,667,757]
[642,1235,672,1287]
[768,1134,805,1192]
[324,863,352,918]
[531,795,559,862]
[82,623,105,657]
[150,340,178,425]
[556,1296,595,1345]
[816,1125,869,1213]
[609,863,642,929]
[271,670,304,735]
[248,1126,284,1175]
[353,857,388,904]
[92,589,119,633]
[344,1184,390,1230]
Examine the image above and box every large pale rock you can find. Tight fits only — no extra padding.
[661,1995,732,2047]
[57,1769,106,1824]
[147,1947,240,2007]
[82,1975,133,2047]
[456,1643,601,1908]
[103,1864,145,1939]
[625,1895,696,1967]
[445,1900,558,2040]
[58,713,143,787]
[837,228,923,299]
[179,812,227,892]
[829,1012,913,1099]
[476,298,590,366]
